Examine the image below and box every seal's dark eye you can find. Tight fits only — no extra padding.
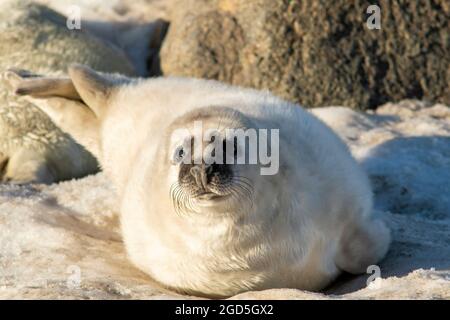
[173,146,185,164]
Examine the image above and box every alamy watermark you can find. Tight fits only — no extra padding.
[171,121,279,175]
[366,265,382,289]
[366,5,381,30]
[66,5,81,30]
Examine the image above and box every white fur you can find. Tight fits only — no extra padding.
[9,66,391,297]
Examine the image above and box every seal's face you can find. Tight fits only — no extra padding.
[176,137,236,199]
[166,108,256,215]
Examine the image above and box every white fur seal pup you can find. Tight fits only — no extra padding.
[7,65,391,297]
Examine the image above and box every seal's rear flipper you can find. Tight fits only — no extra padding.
[335,218,391,274]
[68,64,113,118]
[5,65,133,161]
[4,67,101,159]
[5,69,81,100]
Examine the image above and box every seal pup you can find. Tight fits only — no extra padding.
[7,65,391,297]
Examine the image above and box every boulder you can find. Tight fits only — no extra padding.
[160,0,450,109]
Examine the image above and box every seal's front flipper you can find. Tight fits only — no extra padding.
[335,218,391,274]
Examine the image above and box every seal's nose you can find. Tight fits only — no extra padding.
[190,165,208,189]
[190,164,216,189]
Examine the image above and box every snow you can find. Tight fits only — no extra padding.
[0,100,449,299]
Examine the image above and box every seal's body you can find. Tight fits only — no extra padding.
[7,65,391,297]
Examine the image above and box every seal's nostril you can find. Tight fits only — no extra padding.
[190,166,208,189]
[190,166,200,177]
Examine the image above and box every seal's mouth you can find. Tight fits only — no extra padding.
[195,191,229,201]
[170,175,253,214]
[171,160,253,214]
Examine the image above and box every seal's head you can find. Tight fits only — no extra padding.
[165,106,259,215]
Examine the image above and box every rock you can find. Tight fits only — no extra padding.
[160,0,450,109]
[0,0,136,183]
[0,1,136,76]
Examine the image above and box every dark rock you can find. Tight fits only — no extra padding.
[160,0,450,109]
